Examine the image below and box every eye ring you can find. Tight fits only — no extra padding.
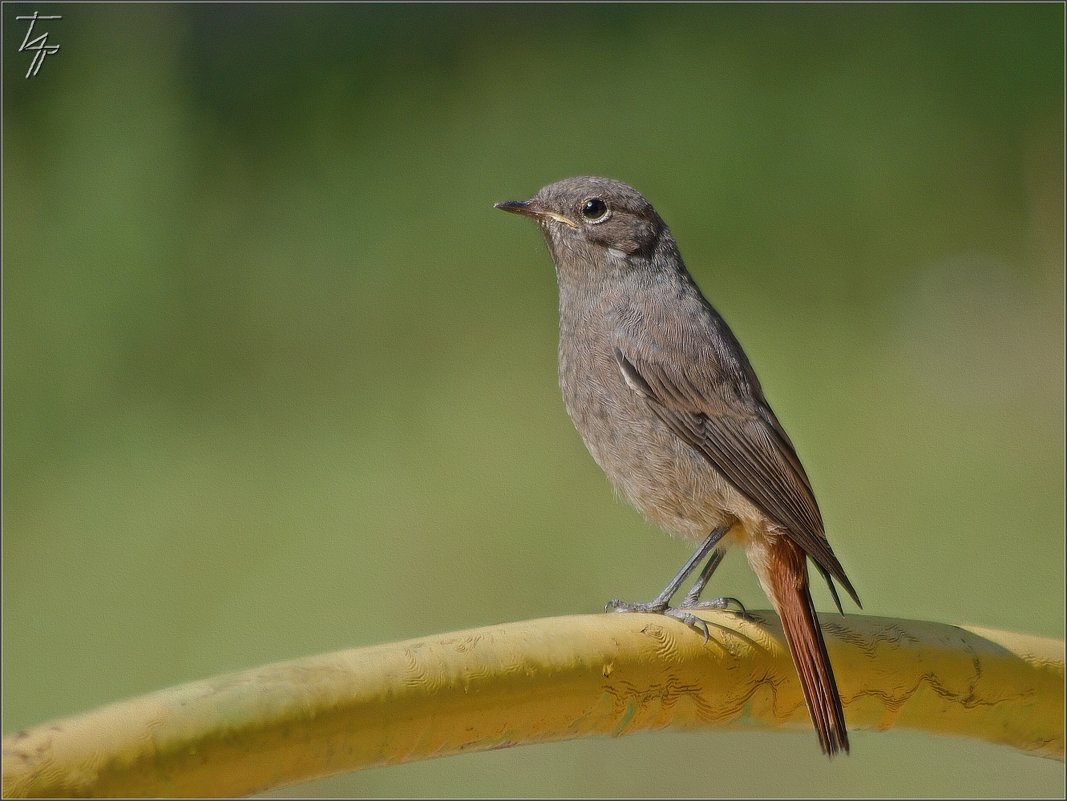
[580,197,610,223]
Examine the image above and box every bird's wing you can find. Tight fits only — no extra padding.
[613,340,860,609]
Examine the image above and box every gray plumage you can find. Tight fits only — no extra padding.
[496,176,859,755]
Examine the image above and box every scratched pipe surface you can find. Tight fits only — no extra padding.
[3,613,1063,797]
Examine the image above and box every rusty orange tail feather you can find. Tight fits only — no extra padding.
[765,536,849,755]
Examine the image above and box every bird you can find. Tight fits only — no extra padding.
[495,176,860,755]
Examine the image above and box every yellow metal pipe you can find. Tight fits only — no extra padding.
[3,612,1062,797]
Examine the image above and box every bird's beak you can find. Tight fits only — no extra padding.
[494,199,578,229]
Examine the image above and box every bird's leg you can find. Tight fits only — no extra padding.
[678,549,749,616]
[606,524,730,638]
[680,548,725,606]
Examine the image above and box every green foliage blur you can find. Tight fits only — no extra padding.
[4,3,1063,797]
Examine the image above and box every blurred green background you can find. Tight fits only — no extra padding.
[4,3,1064,797]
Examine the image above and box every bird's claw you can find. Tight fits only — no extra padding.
[605,598,712,642]
[664,607,712,641]
[680,595,751,619]
[604,598,667,614]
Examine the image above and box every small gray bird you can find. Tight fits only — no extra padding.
[495,176,860,756]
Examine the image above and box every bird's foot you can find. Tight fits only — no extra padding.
[680,594,750,617]
[605,598,714,642]
[604,598,667,615]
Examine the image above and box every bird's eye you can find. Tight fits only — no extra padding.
[581,197,610,222]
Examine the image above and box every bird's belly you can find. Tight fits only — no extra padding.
[559,346,759,543]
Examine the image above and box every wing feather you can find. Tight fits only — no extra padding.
[614,343,860,610]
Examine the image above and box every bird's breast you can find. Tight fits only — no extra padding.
[556,308,748,542]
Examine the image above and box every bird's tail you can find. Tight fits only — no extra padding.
[765,536,849,756]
